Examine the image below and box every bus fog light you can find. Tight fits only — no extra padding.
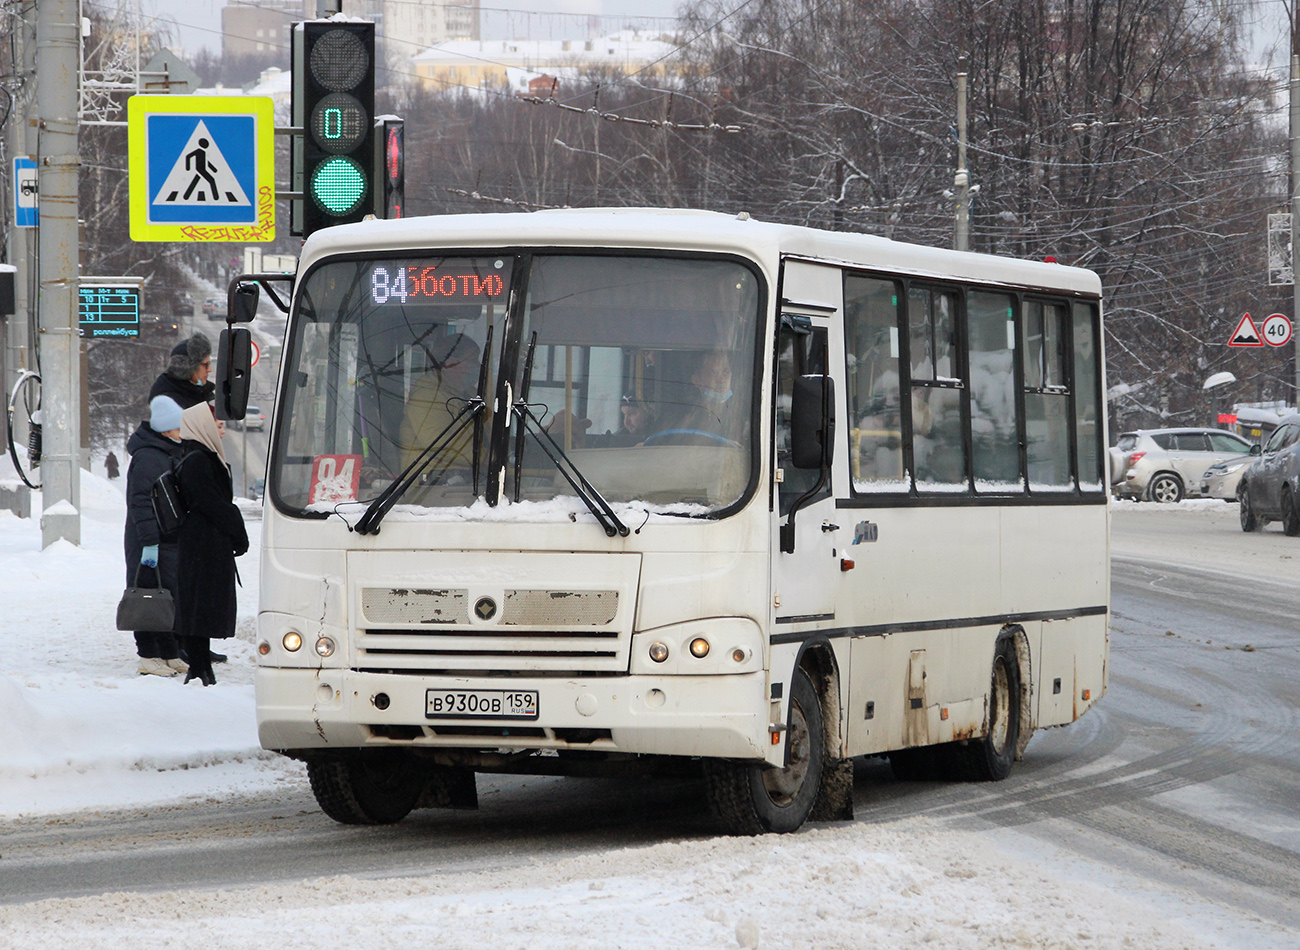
[689,637,710,658]
[315,636,336,658]
[649,641,670,663]
[282,632,303,652]
[257,641,271,656]
[373,692,390,710]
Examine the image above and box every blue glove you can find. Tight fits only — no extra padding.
[141,544,159,568]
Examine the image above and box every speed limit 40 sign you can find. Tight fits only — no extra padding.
[1262,313,1293,347]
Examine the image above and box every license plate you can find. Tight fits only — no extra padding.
[425,689,539,720]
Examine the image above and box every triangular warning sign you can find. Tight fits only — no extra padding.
[152,120,250,208]
[1228,312,1265,347]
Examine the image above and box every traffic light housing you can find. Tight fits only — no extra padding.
[375,116,404,219]
[293,20,375,237]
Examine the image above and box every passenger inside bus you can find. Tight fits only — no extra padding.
[545,392,659,449]
[398,333,483,480]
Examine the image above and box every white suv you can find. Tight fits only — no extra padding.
[1111,427,1254,502]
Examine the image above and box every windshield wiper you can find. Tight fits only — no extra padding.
[511,333,629,538]
[354,328,493,536]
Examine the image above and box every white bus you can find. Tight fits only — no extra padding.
[229,209,1108,834]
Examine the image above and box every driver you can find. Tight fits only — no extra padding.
[655,349,740,443]
[398,334,483,478]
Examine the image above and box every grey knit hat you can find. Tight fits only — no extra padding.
[166,333,212,381]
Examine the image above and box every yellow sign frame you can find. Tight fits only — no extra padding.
[128,95,276,243]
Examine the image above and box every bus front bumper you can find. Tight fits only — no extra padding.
[256,667,771,762]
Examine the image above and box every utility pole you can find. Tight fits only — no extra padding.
[1291,47,1300,408]
[954,59,970,252]
[5,6,37,420]
[36,0,81,547]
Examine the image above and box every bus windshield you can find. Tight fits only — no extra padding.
[271,252,762,516]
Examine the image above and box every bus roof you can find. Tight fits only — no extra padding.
[301,208,1103,298]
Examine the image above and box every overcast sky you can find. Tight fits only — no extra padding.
[133,0,685,55]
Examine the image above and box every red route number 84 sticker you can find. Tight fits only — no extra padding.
[309,454,362,505]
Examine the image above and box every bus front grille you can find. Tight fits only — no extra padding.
[355,628,626,672]
[355,582,630,672]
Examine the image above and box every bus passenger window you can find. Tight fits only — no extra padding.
[1073,303,1103,490]
[845,276,905,490]
[1023,300,1072,489]
[967,292,1020,491]
[907,287,966,489]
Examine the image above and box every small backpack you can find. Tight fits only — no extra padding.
[151,456,188,536]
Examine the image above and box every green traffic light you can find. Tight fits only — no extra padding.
[311,156,367,214]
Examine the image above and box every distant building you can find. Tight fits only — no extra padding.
[411,31,683,94]
[222,1,306,58]
[338,0,480,76]
[222,1,480,77]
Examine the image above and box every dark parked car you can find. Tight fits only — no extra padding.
[1237,413,1300,534]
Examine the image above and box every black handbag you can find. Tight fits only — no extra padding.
[116,563,175,632]
[151,459,187,536]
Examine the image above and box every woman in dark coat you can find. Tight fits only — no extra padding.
[123,396,186,676]
[176,403,249,686]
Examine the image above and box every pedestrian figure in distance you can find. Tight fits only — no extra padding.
[123,396,187,678]
[105,450,120,480]
[175,404,249,686]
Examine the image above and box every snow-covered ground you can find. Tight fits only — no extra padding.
[0,475,1287,948]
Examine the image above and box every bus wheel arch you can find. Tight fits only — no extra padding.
[796,641,854,822]
[957,630,1023,781]
[704,664,826,834]
[1005,624,1033,761]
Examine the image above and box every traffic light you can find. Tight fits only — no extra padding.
[293,20,375,237]
[375,116,404,218]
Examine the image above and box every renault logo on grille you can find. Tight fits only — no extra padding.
[474,596,498,621]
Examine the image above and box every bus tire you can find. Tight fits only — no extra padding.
[945,637,1021,782]
[306,750,424,825]
[704,667,823,835]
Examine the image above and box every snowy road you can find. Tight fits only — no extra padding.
[1,494,1297,948]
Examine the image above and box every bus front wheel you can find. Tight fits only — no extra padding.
[704,667,824,835]
[307,750,424,825]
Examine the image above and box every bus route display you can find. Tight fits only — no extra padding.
[368,259,509,306]
[79,285,141,338]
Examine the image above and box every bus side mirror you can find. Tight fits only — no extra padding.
[790,375,835,469]
[230,282,259,323]
[216,327,252,421]
[1249,444,1262,456]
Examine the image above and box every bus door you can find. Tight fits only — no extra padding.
[773,264,844,624]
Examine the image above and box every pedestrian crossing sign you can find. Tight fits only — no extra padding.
[128,96,276,243]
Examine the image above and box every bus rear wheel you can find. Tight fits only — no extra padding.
[943,637,1021,782]
[704,667,824,835]
[307,750,425,825]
